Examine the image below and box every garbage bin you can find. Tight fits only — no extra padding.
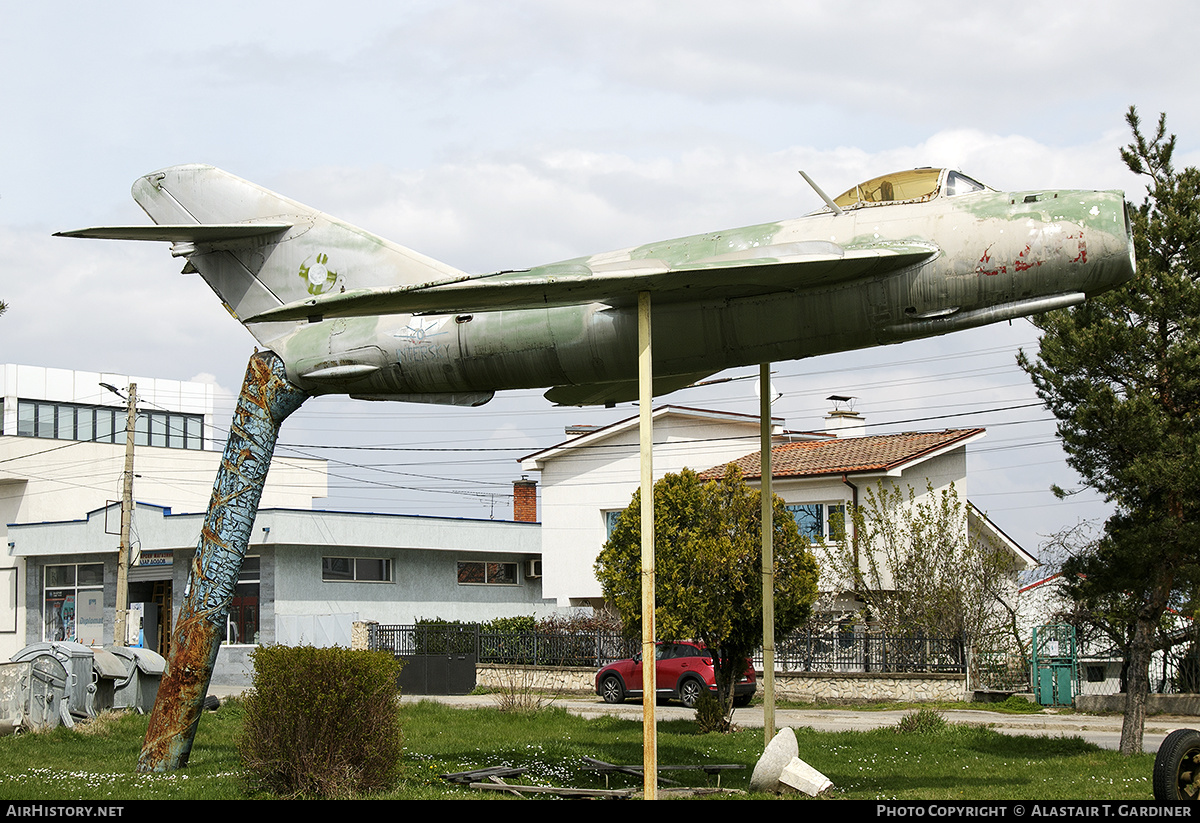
[0,655,70,733]
[89,648,128,714]
[106,646,166,714]
[12,641,117,719]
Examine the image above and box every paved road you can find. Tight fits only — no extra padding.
[397,693,1199,753]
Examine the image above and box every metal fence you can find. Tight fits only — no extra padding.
[368,624,965,673]
[478,631,637,668]
[365,622,1200,698]
[762,630,967,674]
[975,650,1034,692]
[369,623,478,656]
[1075,628,1200,697]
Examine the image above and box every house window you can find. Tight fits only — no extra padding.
[786,502,847,542]
[44,563,104,644]
[604,510,624,539]
[457,561,518,585]
[322,556,392,582]
[226,556,259,645]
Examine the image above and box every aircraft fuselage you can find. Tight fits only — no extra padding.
[281,185,1132,405]
[59,165,1135,407]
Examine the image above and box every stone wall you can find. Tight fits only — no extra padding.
[771,671,967,703]
[474,664,967,702]
[1076,693,1200,716]
[476,664,596,693]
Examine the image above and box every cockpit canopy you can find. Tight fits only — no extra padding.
[829,168,989,209]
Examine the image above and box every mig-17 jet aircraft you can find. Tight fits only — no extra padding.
[59,164,1136,407]
[57,163,1137,774]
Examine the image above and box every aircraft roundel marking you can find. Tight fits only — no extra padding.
[299,252,338,295]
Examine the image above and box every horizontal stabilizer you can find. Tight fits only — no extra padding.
[54,224,292,243]
[246,242,938,322]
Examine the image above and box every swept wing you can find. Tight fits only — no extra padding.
[244,240,938,320]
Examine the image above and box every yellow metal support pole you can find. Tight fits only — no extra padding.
[638,290,657,799]
[760,364,776,745]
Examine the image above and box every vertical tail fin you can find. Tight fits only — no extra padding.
[62,164,466,349]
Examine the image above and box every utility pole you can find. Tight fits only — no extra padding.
[115,383,136,648]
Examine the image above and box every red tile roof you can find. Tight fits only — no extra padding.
[700,429,985,480]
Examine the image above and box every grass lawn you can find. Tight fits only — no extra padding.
[0,698,1157,800]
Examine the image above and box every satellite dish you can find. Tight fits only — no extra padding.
[754,377,781,402]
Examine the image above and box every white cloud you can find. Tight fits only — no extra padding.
[4,1,1188,550]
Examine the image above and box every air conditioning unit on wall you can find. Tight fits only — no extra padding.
[525,558,542,578]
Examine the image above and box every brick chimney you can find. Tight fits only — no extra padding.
[513,477,538,522]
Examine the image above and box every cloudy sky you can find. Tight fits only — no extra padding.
[3,1,1198,561]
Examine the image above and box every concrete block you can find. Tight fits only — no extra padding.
[779,756,833,797]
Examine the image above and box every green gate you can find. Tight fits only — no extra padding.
[1032,624,1077,707]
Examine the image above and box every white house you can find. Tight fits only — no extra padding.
[522,404,1034,614]
[701,424,1035,606]
[520,405,828,607]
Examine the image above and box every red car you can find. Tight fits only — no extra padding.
[595,641,756,708]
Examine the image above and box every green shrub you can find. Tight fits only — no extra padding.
[894,707,946,734]
[482,615,537,634]
[998,695,1041,713]
[239,645,403,798]
[694,690,728,733]
[412,617,475,654]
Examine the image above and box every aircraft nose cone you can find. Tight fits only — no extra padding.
[1079,191,1137,297]
[1122,199,1137,280]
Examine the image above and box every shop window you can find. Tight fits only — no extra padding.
[226,556,259,645]
[44,563,104,644]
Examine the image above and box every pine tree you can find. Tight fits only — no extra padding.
[1018,107,1200,754]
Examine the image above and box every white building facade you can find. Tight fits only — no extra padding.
[10,503,545,687]
[0,364,327,661]
[3,364,553,688]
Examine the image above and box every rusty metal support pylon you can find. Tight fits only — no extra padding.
[137,350,308,772]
